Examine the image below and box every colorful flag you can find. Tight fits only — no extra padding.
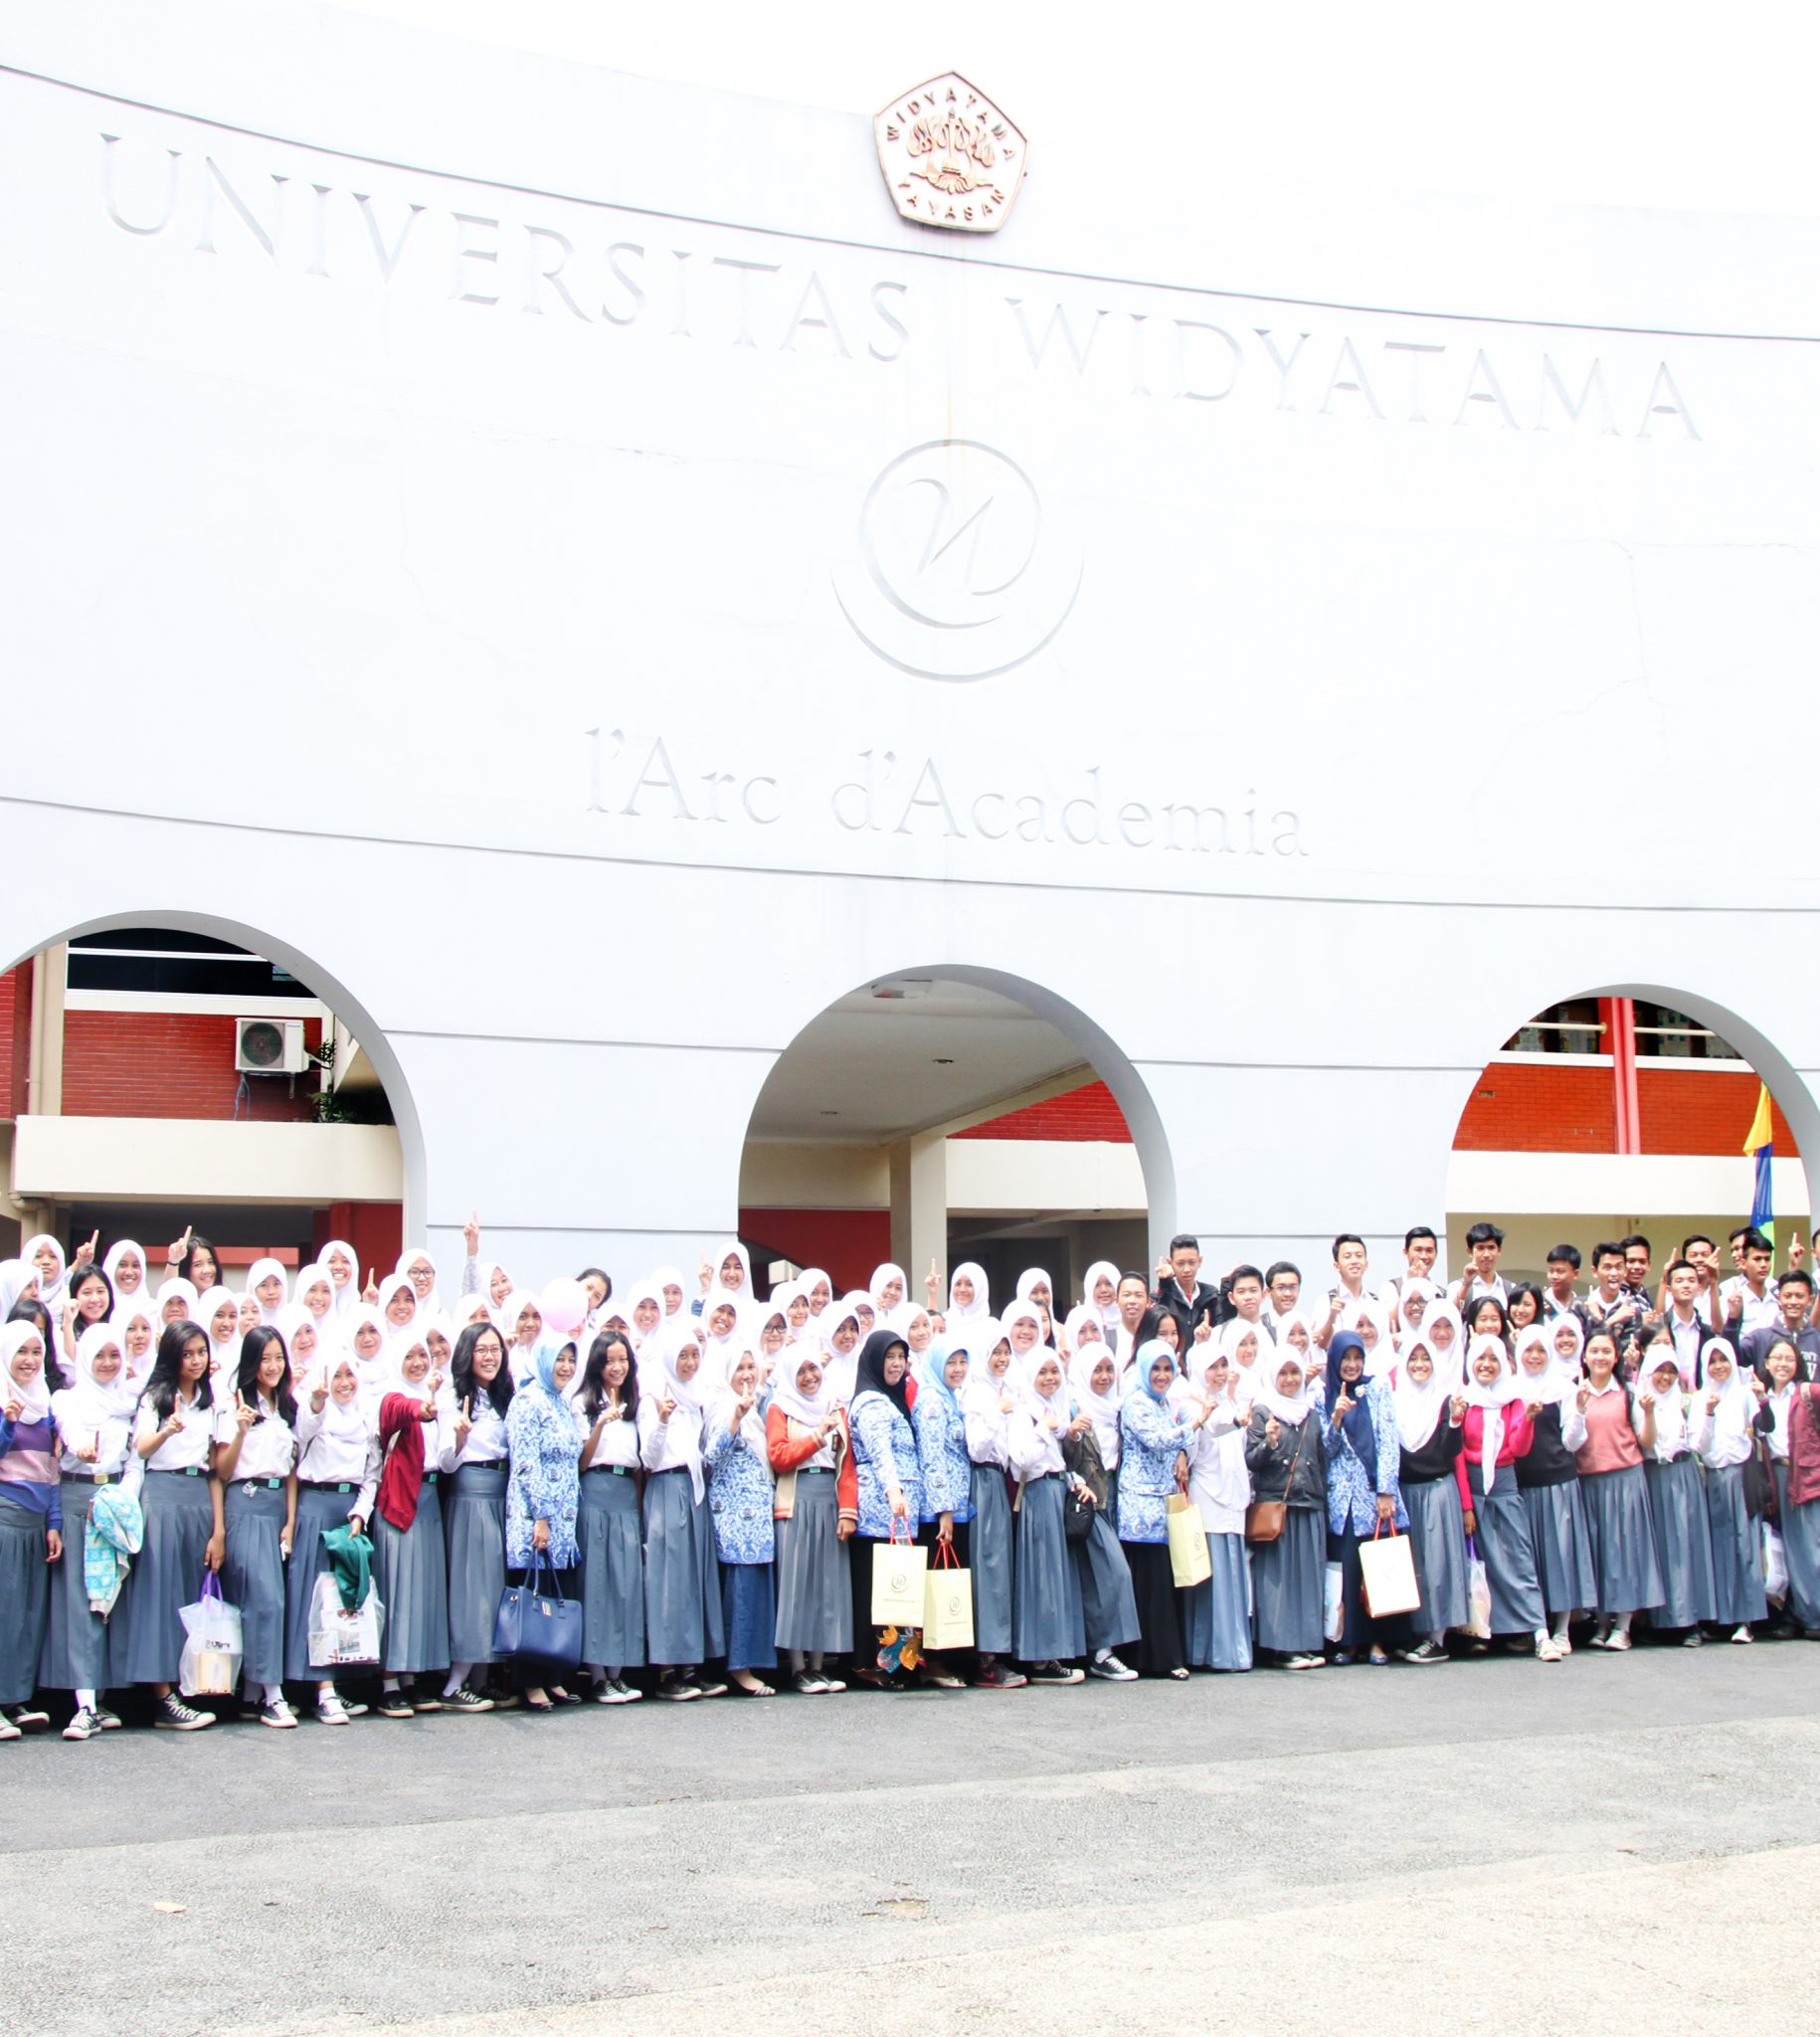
[1744,1082,1774,1248]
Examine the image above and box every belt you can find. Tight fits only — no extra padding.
[421,1471,439,1487]
[583,1464,632,1477]
[234,1478,285,1494]
[64,1469,118,1484]
[148,1466,208,1478]
[301,1480,356,1494]
[651,1465,686,1476]
[795,1467,834,1478]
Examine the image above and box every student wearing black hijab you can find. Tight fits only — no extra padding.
[844,1329,924,1690]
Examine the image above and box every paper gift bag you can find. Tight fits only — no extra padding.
[1358,1526,1422,1618]
[1166,1493,1211,1588]
[870,1531,928,1625]
[1464,1538,1493,1638]
[922,1542,974,1650]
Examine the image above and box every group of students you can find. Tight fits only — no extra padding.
[0,1214,1815,1742]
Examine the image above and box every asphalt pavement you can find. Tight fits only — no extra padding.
[7,1639,1820,2037]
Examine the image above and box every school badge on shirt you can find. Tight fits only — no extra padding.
[874,76,1027,232]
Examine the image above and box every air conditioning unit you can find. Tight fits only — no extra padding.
[235,1018,307,1075]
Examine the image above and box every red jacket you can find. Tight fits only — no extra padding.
[765,1403,858,1523]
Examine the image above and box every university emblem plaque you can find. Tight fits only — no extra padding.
[874,75,1028,232]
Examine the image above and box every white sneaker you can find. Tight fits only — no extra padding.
[155,1693,213,1731]
[1731,1624,1755,1644]
[1537,1636,1564,1663]
[316,1693,351,1727]
[1088,1654,1139,1681]
[259,1699,299,1729]
[594,1680,637,1705]
[0,1715,18,1742]
[63,1707,101,1741]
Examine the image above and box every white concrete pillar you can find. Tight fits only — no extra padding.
[888,1131,947,1301]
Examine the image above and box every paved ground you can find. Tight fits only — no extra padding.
[8,1641,1820,2037]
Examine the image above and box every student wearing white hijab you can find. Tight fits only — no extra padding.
[947,1261,990,1322]
[1006,1346,1089,1682]
[1182,1346,1254,1672]
[1063,1342,1142,1681]
[1244,1352,1327,1669]
[1390,1333,1467,1662]
[21,1233,70,1312]
[1081,1260,1122,1339]
[699,1241,753,1318]
[396,1248,442,1314]
[499,1290,543,1387]
[637,1324,727,1699]
[767,1339,853,1694]
[1693,1337,1768,1640]
[819,1301,865,1405]
[287,1349,380,1725]
[703,1344,779,1695]
[1634,1330,1720,1642]
[201,1286,244,1387]
[111,1302,158,1386]
[0,1318,62,1736]
[696,1291,747,1395]
[153,1276,198,1331]
[1456,1334,1552,1658]
[960,1324,1023,1688]
[319,1238,361,1316]
[245,1258,288,1327]
[1511,1323,1596,1657]
[867,1261,913,1333]
[45,1323,137,1738]
[796,1268,834,1321]
[292,1263,338,1337]
[0,1260,36,1324]
[101,1239,151,1308]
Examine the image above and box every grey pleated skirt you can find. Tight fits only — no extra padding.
[969,1462,1014,1655]
[642,1468,724,1666]
[1580,1464,1666,1615]
[121,1471,214,1685]
[773,1469,849,1655]
[0,1489,51,1705]
[1520,1479,1598,1618]
[445,1463,508,1664]
[1643,1455,1718,1628]
[1465,1463,1544,1634]
[373,1480,451,1675]
[1251,1506,1325,1654]
[1012,1476,1085,1663]
[579,1467,645,1669]
[285,1482,363,1682]
[222,1482,288,1686]
[43,1479,128,1692]
[1402,1476,1468,1633]
[1183,1531,1253,1670]
[1704,1461,1767,1625]
[1072,1507,1140,1653]
[1771,1464,1820,1626]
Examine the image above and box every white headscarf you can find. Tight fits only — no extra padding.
[948,1261,990,1320]
[1254,1354,1313,1427]
[110,1303,159,1384]
[1014,1267,1054,1315]
[999,1301,1046,1383]
[306,1351,373,1450]
[376,1272,420,1342]
[0,1261,34,1320]
[1420,1301,1466,1389]
[395,1248,441,1311]
[273,1302,326,1380]
[21,1234,68,1310]
[705,1240,753,1313]
[246,1256,289,1326]
[1636,1343,1693,1459]
[155,1276,200,1328]
[1513,1324,1574,1407]
[962,1332,1016,1429]
[203,1286,243,1358]
[1341,1295,1397,1378]
[645,1322,709,1501]
[867,1261,913,1332]
[796,1268,832,1316]
[1216,1317,1266,1396]
[1081,1259,1121,1334]
[101,1238,149,1300]
[319,1239,361,1314]
[293,1262,336,1325]
[714,1347,770,1458]
[1061,1304,1104,1358]
[771,1344,833,1431]
[1391,1334,1450,1454]
[1,1319,53,1422]
[53,1321,135,1439]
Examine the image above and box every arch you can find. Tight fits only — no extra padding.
[740,960,1178,1269]
[3,907,429,1242]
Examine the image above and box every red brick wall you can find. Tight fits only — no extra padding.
[1454,1060,1801,1159]
[952,1080,1134,1143]
[62,1011,322,1122]
[0,965,26,1120]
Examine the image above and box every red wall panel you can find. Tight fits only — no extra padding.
[1454,1060,1801,1159]
[738,1206,891,1295]
[952,1080,1134,1144]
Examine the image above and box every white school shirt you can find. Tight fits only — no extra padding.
[213,1402,297,1480]
[57,1412,133,1478]
[134,1393,216,1472]
[294,1401,381,1495]
[1722,1277,1782,1340]
[580,1406,639,1471]
[1186,1409,1251,1536]
[453,1396,509,1467]
[1008,1402,1068,1480]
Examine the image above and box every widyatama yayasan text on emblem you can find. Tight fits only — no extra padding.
[874,76,1028,233]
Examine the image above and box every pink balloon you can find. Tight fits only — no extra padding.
[540,1277,590,1337]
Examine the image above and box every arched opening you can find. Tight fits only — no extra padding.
[1446,984,1815,1279]
[738,966,1176,1305]
[0,910,426,1289]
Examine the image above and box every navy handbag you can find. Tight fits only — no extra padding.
[492,1554,583,1673]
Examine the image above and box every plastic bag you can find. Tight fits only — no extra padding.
[307,1573,385,1666]
[1763,1524,1789,1603]
[1464,1538,1493,1639]
[1323,1560,1346,1643]
[178,1571,243,1698]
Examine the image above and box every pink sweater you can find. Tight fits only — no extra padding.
[1574,1389,1643,1476]
[1453,1401,1535,1505]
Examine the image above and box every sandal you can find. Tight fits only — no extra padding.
[523,1693,555,1713]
